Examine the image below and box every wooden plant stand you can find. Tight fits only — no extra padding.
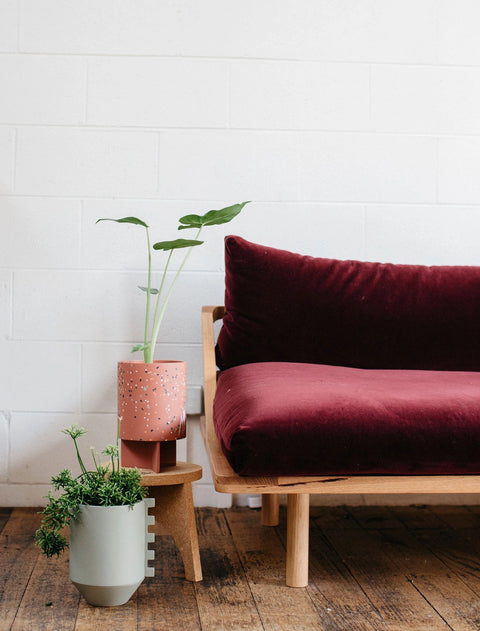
[140,461,203,582]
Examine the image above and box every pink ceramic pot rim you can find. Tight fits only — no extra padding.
[118,360,186,365]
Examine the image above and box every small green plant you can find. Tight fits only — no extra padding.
[35,422,147,558]
[96,201,249,363]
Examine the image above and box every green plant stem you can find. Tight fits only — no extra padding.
[90,447,99,471]
[146,248,174,363]
[145,228,202,364]
[73,437,88,477]
[143,226,152,363]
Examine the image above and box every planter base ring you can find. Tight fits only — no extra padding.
[71,581,142,607]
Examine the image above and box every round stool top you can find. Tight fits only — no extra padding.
[140,461,202,487]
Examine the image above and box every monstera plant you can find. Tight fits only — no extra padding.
[97,201,249,363]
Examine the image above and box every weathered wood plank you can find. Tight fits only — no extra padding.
[320,514,451,630]
[195,507,231,538]
[0,509,43,631]
[390,530,480,630]
[390,505,446,530]
[195,509,264,631]
[430,505,480,530]
[410,527,480,596]
[11,553,79,631]
[353,521,480,631]
[226,508,322,631]
[148,534,186,582]
[138,580,200,631]
[0,540,38,631]
[195,540,263,629]
[137,534,201,631]
[310,505,359,530]
[75,598,138,630]
[278,507,387,630]
[388,505,480,601]
[1,507,43,536]
[346,505,405,530]
[0,508,12,534]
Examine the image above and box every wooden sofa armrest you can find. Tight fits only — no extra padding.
[201,305,224,446]
[201,306,282,493]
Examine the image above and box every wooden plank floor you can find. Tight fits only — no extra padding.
[2,505,480,630]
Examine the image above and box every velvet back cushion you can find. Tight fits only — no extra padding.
[216,236,480,371]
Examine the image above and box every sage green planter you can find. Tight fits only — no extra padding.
[69,498,155,607]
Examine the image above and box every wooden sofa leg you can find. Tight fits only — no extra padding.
[261,494,280,526]
[286,493,309,588]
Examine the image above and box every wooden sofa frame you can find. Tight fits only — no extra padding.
[201,305,480,587]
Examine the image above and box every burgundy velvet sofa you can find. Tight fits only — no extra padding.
[201,235,480,587]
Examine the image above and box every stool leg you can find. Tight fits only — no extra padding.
[286,493,309,587]
[261,494,280,526]
[149,483,203,582]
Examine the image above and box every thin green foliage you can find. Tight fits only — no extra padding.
[96,201,249,363]
[35,421,147,558]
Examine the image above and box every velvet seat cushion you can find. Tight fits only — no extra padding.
[213,362,480,476]
[216,236,480,372]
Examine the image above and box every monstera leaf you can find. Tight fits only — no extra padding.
[96,216,149,228]
[96,201,249,363]
[153,239,203,251]
[178,201,250,230]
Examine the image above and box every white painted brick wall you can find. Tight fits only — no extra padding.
[0,198,81,268]
[16,128,158,197]
[0,272,11,337]
[87,58,229,128]
[0,55,86,125]
[158,130,301,200]
[0,127,15,192]
[0,412,8,482]
[372,66,480,135]
[438,0,480,65]
[2,0,480,507]
[298,133,437,203]
[229,61,371,130]
[0,341,80,412]
[0,0,18,52]
[438,137,480,204]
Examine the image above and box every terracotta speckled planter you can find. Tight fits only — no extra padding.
[118,360,187,472]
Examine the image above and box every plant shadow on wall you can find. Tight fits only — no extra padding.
[96,202,249,472]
